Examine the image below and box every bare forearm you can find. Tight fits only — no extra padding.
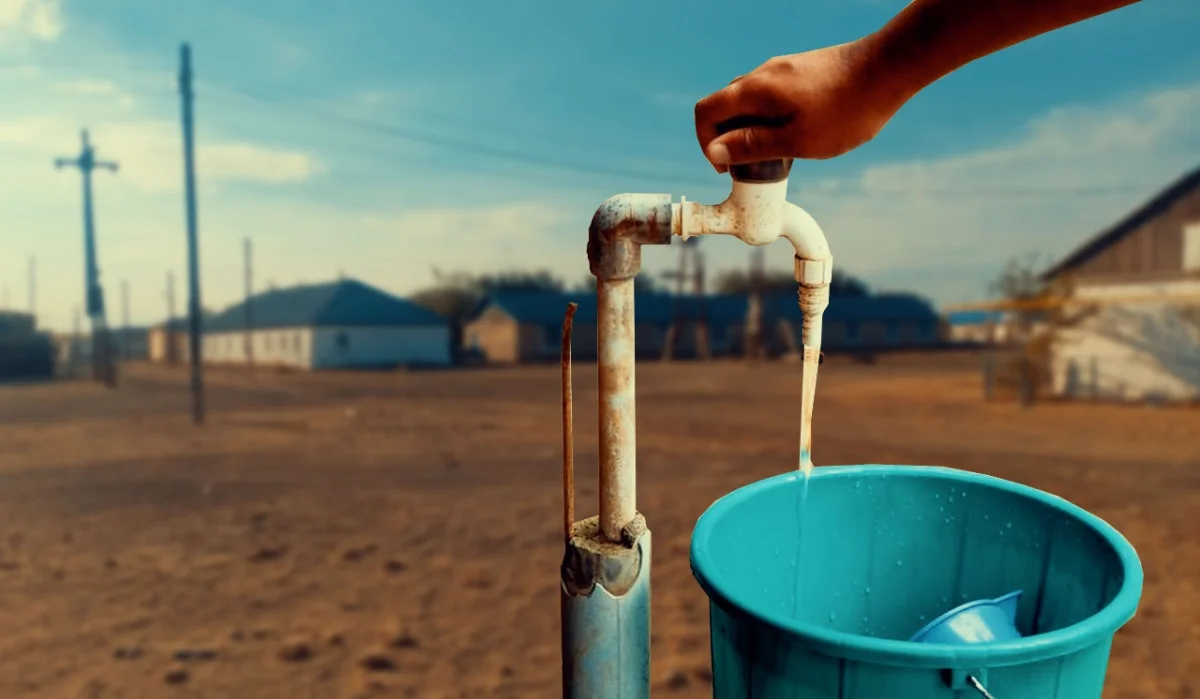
[862,0,1143,103]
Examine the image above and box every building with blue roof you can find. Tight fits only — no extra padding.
[943,309,1010,345]
[464,289,941,363]
[198,278,452,369]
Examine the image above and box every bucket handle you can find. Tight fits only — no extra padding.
[966,674,996,699]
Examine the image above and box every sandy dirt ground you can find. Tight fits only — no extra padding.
[0,353,1196,699]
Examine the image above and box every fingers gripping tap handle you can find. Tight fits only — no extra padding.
[715,116,793,183]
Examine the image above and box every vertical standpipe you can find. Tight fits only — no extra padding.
[561,194,672,699]
[560,184,832,698]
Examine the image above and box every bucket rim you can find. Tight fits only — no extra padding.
[689,464,1144,668]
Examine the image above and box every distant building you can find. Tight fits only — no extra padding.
[147,318,191,364]
[944,310,1011,345]
[1041,166,1200,402]
[111,326,150,360]
[464,290,941,364]
[0,311,54,381]
[202,278,452,370]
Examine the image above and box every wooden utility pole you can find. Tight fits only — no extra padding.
[661,239,710,361]
[27,257,35,318]
[72,305,82,378]
[121,278,130,359]
[165,271,177,365]
[180,42,206,425]
[55,129,119,388]
[744,247,766,361]
[244,236,254,371]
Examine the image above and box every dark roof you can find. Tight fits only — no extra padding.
[1041,165,1200,280]
[0,311,35,335]
[945,310,1006,326]
[476,290,938,327]
[204,279,447,333]
[152,317,191,332]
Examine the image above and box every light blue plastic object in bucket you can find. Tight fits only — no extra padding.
[690,465,1142,699]
[910,590,1023,645]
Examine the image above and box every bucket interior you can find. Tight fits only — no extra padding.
[691,466,1136,643]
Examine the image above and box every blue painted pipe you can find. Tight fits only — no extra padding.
[561,516,651,699]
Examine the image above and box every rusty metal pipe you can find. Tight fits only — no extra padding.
[587,193,672,542]
[564,169,836,699]
[597,278,636,542]
[557,194,672,699]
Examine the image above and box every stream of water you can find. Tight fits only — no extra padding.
[791,450,814,620]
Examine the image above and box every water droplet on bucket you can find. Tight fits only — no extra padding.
[948,495,956,503]
[896,560,904,567]
[828,612,836,622]
[1006,521,1013,529]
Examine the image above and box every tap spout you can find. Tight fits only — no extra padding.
[672,178,833,475]
[672,181,834,346]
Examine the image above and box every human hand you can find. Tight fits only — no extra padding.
[694,39,909,172]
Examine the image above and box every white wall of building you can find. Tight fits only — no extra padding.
[311,325,451,369]
[1050,279,1200,402]
[202,325,452,370]
[947,323,1010,345]
[203,327,314,369]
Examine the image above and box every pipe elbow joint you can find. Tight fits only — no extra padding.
[588,194,674,281]
[782,203,833,290]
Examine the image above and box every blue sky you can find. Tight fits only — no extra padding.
[1,0,1198,331]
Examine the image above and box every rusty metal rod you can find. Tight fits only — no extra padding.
[597,278,637,543]
[561,302,578,542]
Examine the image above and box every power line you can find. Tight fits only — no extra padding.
[199,85,1179,199]
[7,59,1189,199]
[203,83,721,188]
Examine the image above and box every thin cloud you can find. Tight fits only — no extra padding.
[0,116,322,192]
[790,82,1200,305]
[53,79,136,107]
[0,0,62,40]
[360,202,569,246]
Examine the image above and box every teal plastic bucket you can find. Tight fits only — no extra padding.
[690,465,1142,699]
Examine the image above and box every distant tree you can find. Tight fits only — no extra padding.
[989,253,1049,304]
[574,274,661,293]
[830,270,871,297]
[988,253,1090,406]
[410,267,565,324]
[410,286,480,325]
[714,268,870,297]
[473,270,564,293]
[988,252,1085,331]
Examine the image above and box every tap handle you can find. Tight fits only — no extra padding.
[715,116,793,183]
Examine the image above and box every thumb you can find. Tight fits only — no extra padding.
[706,126,790,166]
